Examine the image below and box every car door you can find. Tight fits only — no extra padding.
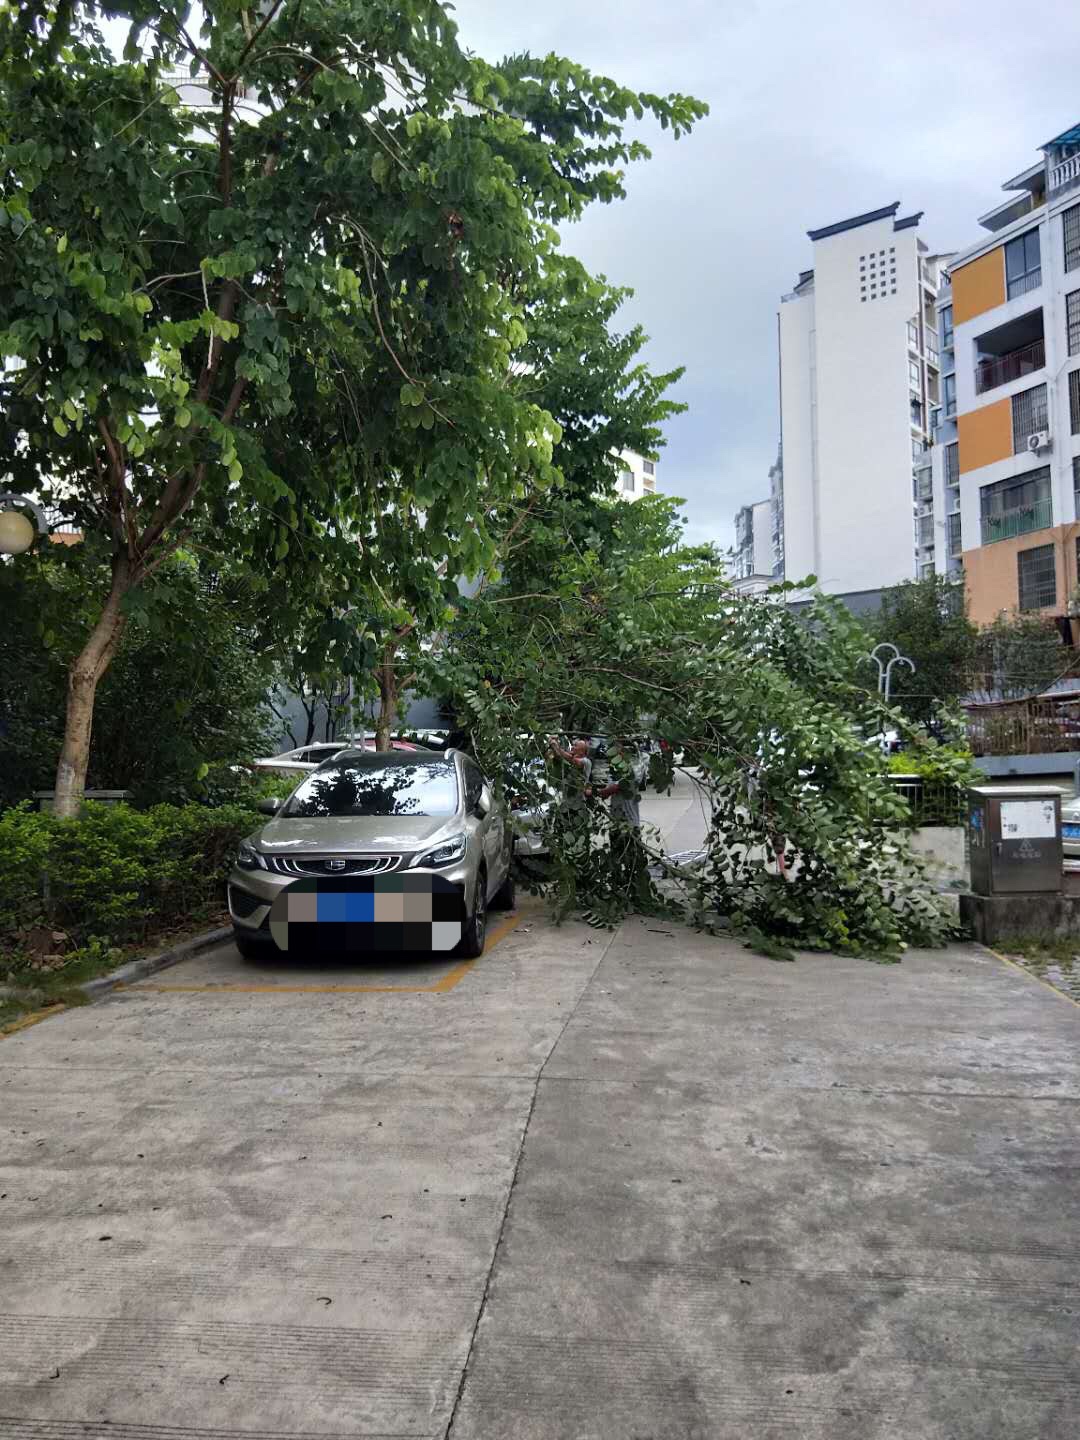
[464,759,505,892]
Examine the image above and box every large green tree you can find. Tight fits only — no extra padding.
[1,1,705,814]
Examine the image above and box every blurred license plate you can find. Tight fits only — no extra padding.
[1062,824,1080,838]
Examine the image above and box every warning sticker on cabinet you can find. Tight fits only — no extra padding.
[999,799,1056,840]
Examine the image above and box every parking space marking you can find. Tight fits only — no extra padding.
[983,944,1080,1011]
[133,914,521,995]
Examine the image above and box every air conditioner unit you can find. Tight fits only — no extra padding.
[1027,431,1051,453]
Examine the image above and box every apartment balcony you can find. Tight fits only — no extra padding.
[974,308,1045,395]
[975,338,1045,394]
[980,496,1052,545]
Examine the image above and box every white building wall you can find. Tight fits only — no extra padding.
[751,499,772,575]
[779,209,939,596]
[810,215,921,593]
[778,286,817,582]
[616,449,659,501]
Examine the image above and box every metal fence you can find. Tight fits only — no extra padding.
[887,775,966,828]
[966,698,1080,757]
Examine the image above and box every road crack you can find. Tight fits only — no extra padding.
[443,921,621,1438]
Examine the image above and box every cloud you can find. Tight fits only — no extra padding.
[452,0,1080,546]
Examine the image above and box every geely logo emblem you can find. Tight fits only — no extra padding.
[326,858,346,871]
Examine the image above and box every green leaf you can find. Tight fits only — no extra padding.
[52,415,69,437]
[228,460,243,483]
[175,407,191,429]
[57,233,68,254]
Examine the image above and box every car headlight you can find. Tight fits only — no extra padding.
[236,841,266,871]
[411,833,467,868]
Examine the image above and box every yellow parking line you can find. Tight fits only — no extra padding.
[136,914,522,995]
[1,1003,68,1039]
[983,944,1080,1011]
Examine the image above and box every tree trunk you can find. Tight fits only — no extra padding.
[375,658,397,753]
[53,556,132,818]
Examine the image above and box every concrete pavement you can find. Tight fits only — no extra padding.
[1,905,1078,1438]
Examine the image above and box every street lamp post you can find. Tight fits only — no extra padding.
[864,642,915,706]
[0,493,48,556]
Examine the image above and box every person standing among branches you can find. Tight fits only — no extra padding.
[548,736,593,817]
[594,736,651,901]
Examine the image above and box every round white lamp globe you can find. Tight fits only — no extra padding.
[0,508,37,555]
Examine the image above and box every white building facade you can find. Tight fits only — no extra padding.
[778,203,945,604]
[730,498,773,580]
[616,449,659,500]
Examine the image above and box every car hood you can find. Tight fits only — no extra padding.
[253,813,458,854]
[1061,797,1080,821]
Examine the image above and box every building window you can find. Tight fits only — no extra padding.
[1065,204,1080,273]
[1067,291,1080,357]
[908,358,921,390]
[1011,383,1049,453]
[980,466,1051,545]
[1005,229,1042,300]
[945,442,959,487]
[943,372,957,416]
[1072,368,1080,434]
[1075,456,1080,517]
[643,460,655,476]
[947,511,962,558]
[1017,543,1056,612]
[621,469,634,492]
[941,305,954,349]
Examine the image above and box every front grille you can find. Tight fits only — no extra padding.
[264,854,401,877]
[228,884,264,919]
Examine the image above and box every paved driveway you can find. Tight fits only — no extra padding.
[2,908,1078,1439]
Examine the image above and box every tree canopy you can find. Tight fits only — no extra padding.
[1,0,706,812]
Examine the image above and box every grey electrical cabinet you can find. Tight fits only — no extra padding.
[968,786,1063,896]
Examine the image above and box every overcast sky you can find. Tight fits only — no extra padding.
[450,0,1080,547]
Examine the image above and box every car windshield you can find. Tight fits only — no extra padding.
[284,761,458,818]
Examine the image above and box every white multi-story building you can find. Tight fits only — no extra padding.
[777,203,947,607]
[934,123,1080,624]
[730,498,772,581]
[768,447,784,578]
[616,449,659,500]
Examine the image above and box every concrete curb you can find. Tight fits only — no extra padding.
[80,926,233,999]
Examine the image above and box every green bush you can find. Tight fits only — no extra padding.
[887,743,981,788]
[0,799,262,956]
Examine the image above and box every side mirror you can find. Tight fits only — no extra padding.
[476,785,492,818]
[258,796,282,815]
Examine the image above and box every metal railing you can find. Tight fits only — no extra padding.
[1007,268,1042,301]
[976,337,1045,393]
[980,496,1052,544]
[888,776,966,828]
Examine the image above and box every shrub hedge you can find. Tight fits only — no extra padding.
[0,796,274,955]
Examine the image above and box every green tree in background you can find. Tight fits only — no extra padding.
[0,551,277,808]
[1,0,706,814]
[869,575,977,725]
[870,574,1070,720]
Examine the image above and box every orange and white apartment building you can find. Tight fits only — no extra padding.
[934,123,1080,623]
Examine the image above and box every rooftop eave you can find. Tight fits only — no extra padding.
[1001,159,1045,194]
[807,202,900,242]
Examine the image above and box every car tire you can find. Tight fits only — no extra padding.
[490,865,516,911]
[458,871,488,958]
[233,928,271,961]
